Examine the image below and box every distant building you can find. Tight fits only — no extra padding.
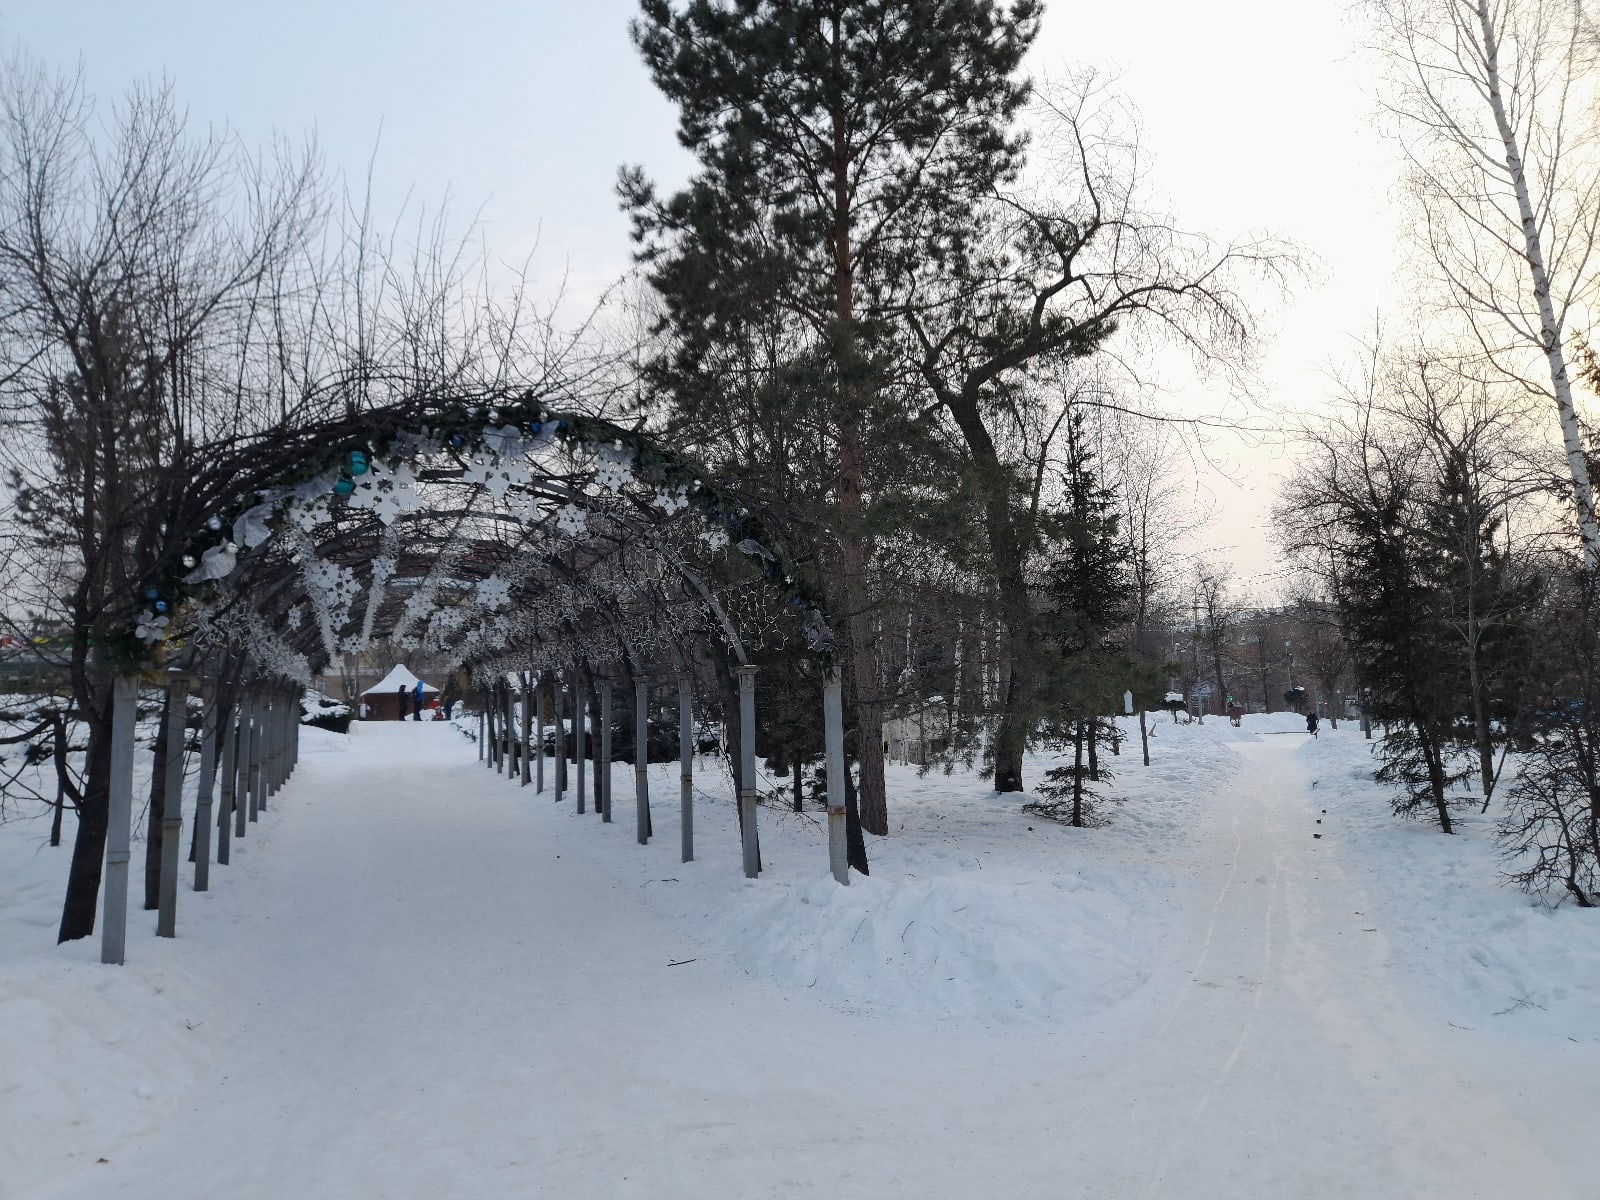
[360,664,438,721]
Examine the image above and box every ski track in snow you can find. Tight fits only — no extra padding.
[2,717,1595,1199]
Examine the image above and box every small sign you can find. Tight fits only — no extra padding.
[1123,690,1134,714]
[1193,683,1213,698]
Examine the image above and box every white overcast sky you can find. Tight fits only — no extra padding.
[3,0,1404,599]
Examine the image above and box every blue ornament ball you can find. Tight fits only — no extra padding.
[333,476,355,496]
[154,600,169,613]
[144,587,160,601]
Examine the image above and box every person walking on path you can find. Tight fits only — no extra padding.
[414,679,426,721]
[1306,711,1319,739]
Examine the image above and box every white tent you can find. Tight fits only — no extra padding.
[360,664,439,697]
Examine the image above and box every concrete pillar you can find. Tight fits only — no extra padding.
[738,665,759,879]
[554,679,566,803]
[635,677,650,845]
[535,678,545,794]
[520,676,533,787]
[100,675,139,965]
[217,703,237,866]
[599,680,613,823]
[157,674,190,937]
[823,668,848,885]
[678,675,693,864]
[245,693,262,825]
[574,671,587,815]
[256,693,272,811]
[193,699,218,891]
[236,694,253,836]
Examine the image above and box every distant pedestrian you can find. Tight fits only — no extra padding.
[1306,711,1319,739]
[397,683,407,721]
[413,680,426,721]
[443,699,454,720]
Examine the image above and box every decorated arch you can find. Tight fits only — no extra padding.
[95,395,856,968]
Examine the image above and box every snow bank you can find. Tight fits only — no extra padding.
[1296,730,1600,1036]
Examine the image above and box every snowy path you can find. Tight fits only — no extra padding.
[12,724,1591,1199]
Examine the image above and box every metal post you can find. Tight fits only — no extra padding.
[245,694,262,825]
[599,680,613,823]
[478,698,486,762]
[554,680,566,803]
[503,683,514,776]
[256,694,271,812]
[157,673,190,938]
[101,675,139,965]
[635,677,650,845]
[217,704,237,865]
[737,664,759,879]
[679,675,693,863]
[823,668,848,884]
[520,675,533,787]
[574,671,587,815]
[193,699,218,891]
[272,690,288,792]
[236,695,252,837]
[535,678,545,794]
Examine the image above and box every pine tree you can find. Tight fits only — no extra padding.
[1337,487,1469,832]
[622,0,1041,835]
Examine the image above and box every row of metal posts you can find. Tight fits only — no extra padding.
[480,666,849,885]
[102,673,303,966]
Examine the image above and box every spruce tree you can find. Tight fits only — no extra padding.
[1028,412,1159,825]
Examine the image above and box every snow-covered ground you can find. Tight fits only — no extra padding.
[1,713,1595,1198]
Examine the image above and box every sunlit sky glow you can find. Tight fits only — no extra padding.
[4,0,1411,600]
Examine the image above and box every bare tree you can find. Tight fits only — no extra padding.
[906,76,1296,790]
[1192,564,1238,719]
[1368,0,1600,569]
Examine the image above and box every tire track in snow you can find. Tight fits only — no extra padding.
[1266,737,1575,1198]
[1138,769,1278,1200]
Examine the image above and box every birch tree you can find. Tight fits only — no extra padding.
[1369,0,1600,569]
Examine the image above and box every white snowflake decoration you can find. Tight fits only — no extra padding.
[286,605,303,630]
[700,527,729,551]
[652,484,689,514]
[556,503,587,537]
[506,492,540,525]
[592,443,636,493]
[476,576,512,610]
[464,456,519,500]
[481,423,526,459]
[134,610,170,644]
[347,459,422,525]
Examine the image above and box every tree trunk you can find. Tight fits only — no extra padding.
[1476,0,1600,574]
[1423,726,1454,834]
[49,710,70,848]
[58,698,112,943]
[943,392,1037,793]
[842,760,870,875]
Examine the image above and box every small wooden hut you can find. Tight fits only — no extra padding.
[360,664,439,721]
